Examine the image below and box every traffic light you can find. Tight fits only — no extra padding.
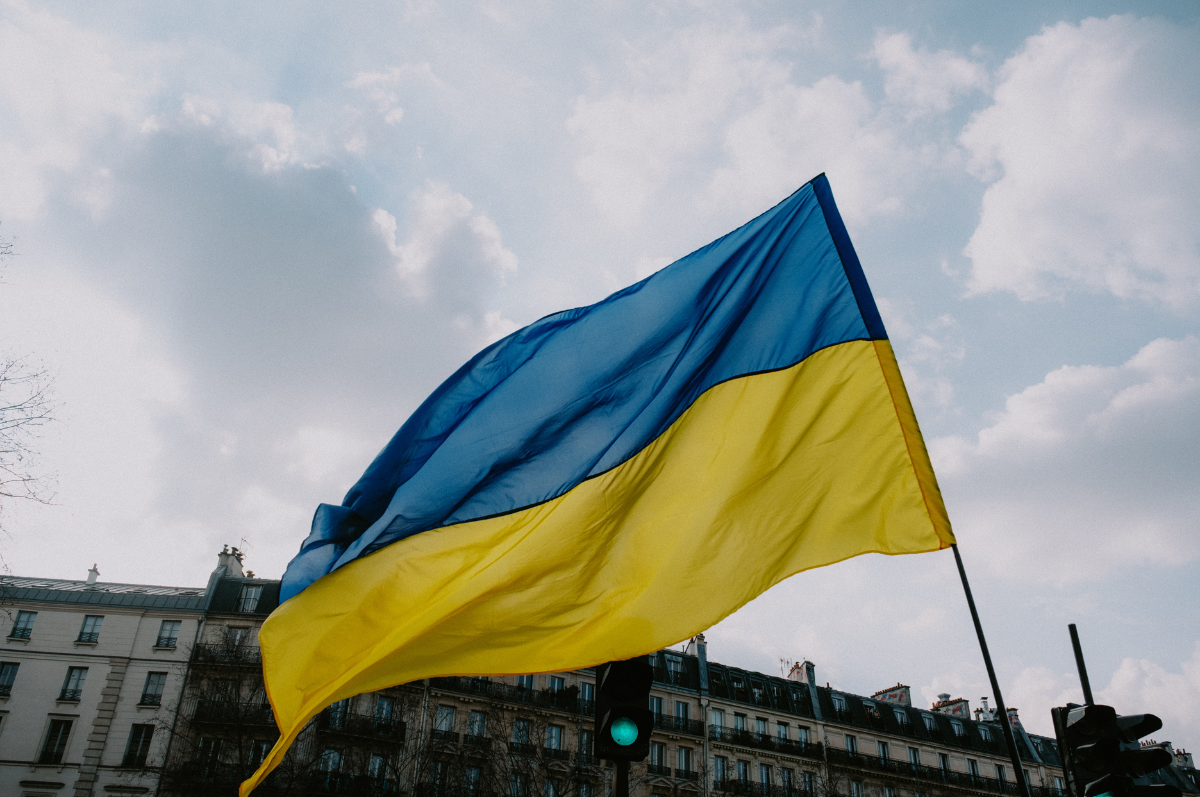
[594,656,654,761]
[1051,703,1180,797]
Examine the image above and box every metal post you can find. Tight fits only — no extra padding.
[615,760,630,797]
[951,544,1032,797]
[1068,624,1094,706]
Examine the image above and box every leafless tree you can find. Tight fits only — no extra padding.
[0,225,57,550]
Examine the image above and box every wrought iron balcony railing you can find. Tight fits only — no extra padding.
[155,636,178,648]
[191,642,263,666]
[192,698,276,726]
[77,631,100,644]
[708,726,823,759]
[317,707,406,741]
[653,713,705,736]
[430,676,584,714]
[647,764,673,778]
[714,781,812,797]
[8,627,31,640]
[139,693,162,707]
[59,688,83,702]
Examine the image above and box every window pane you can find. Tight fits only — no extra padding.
[711,708,725,727]
[675,701,689,719]
[580,682,594,703]
[11,610,37,638]
[61,667,88,700]
[469,710,487,736]
[238,585,263,612]
[0,662,18,696]
[435,705,455,731]
[549,676,564,692]
[40,719,73,764]
[123,724,155,767]
[156,620,181,647]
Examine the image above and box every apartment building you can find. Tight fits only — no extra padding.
[0,567,204,797]
[6,553,1198,797]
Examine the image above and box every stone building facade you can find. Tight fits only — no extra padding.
[5,551,1199,797]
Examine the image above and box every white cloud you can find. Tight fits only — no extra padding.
[0,0,154,219]
[872,32,987,118]
[374,181,519,314]
[878,298,964,410]
[931,336,1200,583]
[961,16,1200,308]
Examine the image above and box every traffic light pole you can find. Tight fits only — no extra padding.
[952,544,1032,797]
[615,760,630,797]
[1068,624,1095,705]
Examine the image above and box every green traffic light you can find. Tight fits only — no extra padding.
[610,716,638,746]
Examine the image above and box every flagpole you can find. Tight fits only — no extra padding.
[951,543,1032,797]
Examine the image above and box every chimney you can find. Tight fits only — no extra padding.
[1007,707,1021,728]
[216,544,245,578]
[933,694,970,717]
[787,660,816,684]
[85,564,99,586]
[872,684,912,706]
[684,633,706,657]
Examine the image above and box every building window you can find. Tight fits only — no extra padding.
[711,708,726,727]
[516,674,534,689]
[996,765,1007,783]
[580,681,594,704]
[802,772,814,795]
[714,756,727,783]
[510,773,529,797]
[923,714,938,733]
[320,748,342,772]
[39,718,73,764]
[894,707,909,727]
[980,725,993,741]
[737,760,750,782]
[939,753,950,772]
[649,695,663,714]
[832,694,847,711]
[545,779,562,797]
[122,724,154,767]
[369,753,388,780]
[578,782,592,797]
[9,610,36,639]
[849,781,864,797]
[777,722,788,740]
[376,696,396,725]
[435,705,455,732]
[884,788,897,797]
[513,719,531,745]
[250,739,271,769]
[60,666,88,701]
[678,746,693,772]
[545,724,563,750]
[676,701,690,719]
[909,747,921,766]
[580,729,593,756]
[844,734,857,754]
[967,759,979,777]
[155,620,181,648]
[327,698,349,729]
[140,672,167,706]
[951,719,965,737]
[878,741,890,760]
[781,768,793,790]
[759,764,772,785]
[1025,769,1033,787]
[226,627,250,647]
[0,661,18,697]
[468,710,487,737]
[1054,776,1065,793]
[650,741,666,767]
[734,713,746,731]
[797,725,810,744]
[464,765,481,791]
[756,717,768,734]
[77,615,104,643]
[237,584,263,612]
[196,736,221,766]
[549,676,564,692]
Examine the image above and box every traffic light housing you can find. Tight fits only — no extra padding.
[1051,703,1179,797]
[594,657,654,761]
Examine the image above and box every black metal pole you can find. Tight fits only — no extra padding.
[614,760,629,797]
[1068,624,1094,706]
[952,544,1032,797]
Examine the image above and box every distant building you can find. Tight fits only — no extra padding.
[0,565,204,796]
[4,551,1198,797]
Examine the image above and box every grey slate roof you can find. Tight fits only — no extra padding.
[0,576,207,611]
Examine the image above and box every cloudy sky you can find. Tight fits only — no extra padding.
[2,0,1198,751]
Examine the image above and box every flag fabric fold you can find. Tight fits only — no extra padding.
[241,174,954,796]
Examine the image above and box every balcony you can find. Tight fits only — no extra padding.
[77,631,100,644]
[191,642,263,666]
[155,636,178,648]
[310,772,401,796]
[431,730,461,744]
[508,742,538,757]
[416,783,494,797]
[654,713,705,736]
[59,688,82,702]
[647,764,673,778]
[824,749,1024,796]
[708,726,822,760]
[430,676,584,714]
[192,699,276,727]
[317,707,406,741]
[8,627,31,640]
[464,734,493,751]
[715,781,811,797]
[574,753,599,768]
[0,684,11,697]
[544,747,571,762]
[652,666,701,691]
[676,769,700,782]
[139,693,163,707]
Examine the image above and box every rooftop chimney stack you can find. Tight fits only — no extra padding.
[85,564,99,586]
[974,697,996,722]
[216,544,245,578]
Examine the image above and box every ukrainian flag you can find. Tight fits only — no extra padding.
[241,174,953,794]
